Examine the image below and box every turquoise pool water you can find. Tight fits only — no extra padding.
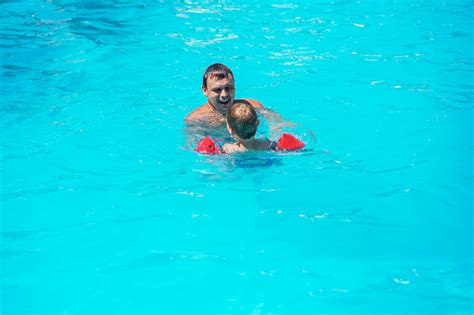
[1,0,473,313]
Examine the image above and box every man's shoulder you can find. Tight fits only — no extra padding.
[238,98,265,109]
[185,103,226,127]
[185,103,211,122]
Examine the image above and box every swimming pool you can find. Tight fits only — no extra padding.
[1,0,473,313]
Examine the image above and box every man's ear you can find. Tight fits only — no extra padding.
[202,84,208,97]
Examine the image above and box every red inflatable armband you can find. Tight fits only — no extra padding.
[276,133,305,151]
[194,136,223,154]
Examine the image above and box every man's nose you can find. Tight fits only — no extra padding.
[220,89,228,98]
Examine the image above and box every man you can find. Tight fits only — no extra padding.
[185,63,274,128]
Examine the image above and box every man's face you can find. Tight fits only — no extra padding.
[202,75,235,115]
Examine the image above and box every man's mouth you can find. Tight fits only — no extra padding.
[219,100,231,107]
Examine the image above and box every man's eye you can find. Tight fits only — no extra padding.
[213,89,221,93]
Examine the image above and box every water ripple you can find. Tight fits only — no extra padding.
[100,250,229,273]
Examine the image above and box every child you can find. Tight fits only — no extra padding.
[222,101,275,153]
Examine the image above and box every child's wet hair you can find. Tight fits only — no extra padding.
[226,101,258,139]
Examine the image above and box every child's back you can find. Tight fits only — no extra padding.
[223,139,273,153]
[223,101,274,153]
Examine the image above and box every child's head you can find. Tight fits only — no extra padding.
[226,101,260,140]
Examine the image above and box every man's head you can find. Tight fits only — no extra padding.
[202,63,235,115]
[226,101,260,140]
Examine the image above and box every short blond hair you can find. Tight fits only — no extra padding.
[226,101,258,139]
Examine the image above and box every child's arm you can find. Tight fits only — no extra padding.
[222,143,242,154]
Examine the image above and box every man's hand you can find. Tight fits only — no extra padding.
[258,108,296,139]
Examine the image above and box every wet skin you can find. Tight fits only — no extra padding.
[185,75,265,128]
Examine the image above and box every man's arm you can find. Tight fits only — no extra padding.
[223,143,242,153]
[243,98,285,122]
[243,98,296,138]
